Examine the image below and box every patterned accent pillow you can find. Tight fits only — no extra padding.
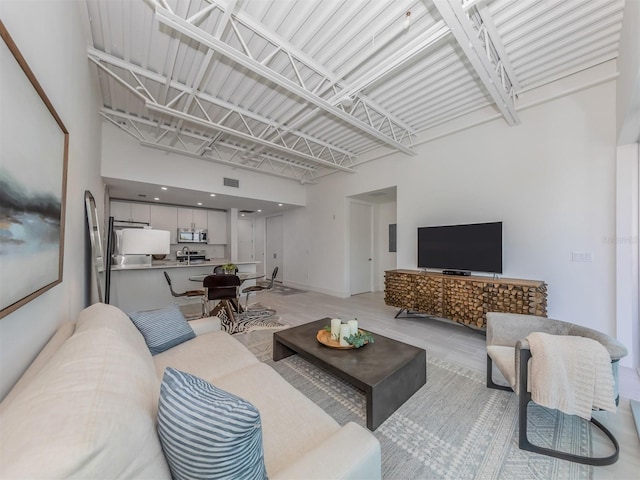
[157,368,268,480]
[128,304,195,355]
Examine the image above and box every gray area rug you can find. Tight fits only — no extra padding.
[236,330,593,480]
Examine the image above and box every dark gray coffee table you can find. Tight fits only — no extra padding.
[273,318,426,430]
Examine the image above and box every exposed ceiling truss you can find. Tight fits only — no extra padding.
[86,0,626,184]
[432,0,519,125]
[151,1,417,153]
[89,47,358,182]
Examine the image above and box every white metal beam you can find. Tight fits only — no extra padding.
[88,49,356,170]
[336,21,451,101]
[207,0,416,136]
[432,0,520,126]
[100,109,323,183]
[153,6,416,155]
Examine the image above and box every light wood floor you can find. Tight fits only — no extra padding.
[251,289,640,479]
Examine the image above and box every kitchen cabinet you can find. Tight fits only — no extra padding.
[150,205,178,244]
[207,210,228,244]
[110,201,150,224]
[177,208,208,230]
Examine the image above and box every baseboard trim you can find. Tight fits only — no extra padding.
[280,280,349,298]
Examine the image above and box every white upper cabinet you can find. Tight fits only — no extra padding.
[150,205,178,244]
[111,201,150,224]
[193,209,208,230]
[207,210,228,244]
[177,208,207,230]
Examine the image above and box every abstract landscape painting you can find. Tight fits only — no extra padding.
[0,21,68,318]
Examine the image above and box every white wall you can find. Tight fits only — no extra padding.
[616,143,639,368]
[101,122,306,208]
[291,81,620,344]
[616,0,640,145]
[0,1,103,399]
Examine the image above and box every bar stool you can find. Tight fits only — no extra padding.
[203,274,241,322]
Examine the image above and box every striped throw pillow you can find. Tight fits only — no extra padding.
[128,304,195,355]
[157,368,268,480]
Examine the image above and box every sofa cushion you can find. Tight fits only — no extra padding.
[0,324,170,479]
[153,330,260,381]
[157,368,268,480]
[212,362,341,476]
[129,303,196,355]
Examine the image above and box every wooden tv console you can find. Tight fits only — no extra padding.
[384,270,547,329]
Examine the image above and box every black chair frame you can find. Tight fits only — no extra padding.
[163,271,207,317]
[487,349,620,466]
[242,266,278,308]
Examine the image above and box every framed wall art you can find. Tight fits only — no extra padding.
[0,21,69,319]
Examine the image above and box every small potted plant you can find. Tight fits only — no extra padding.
[222,262,237,274]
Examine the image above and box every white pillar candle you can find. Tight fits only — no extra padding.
[330,318,342,341]
[348,319,358,336]
[339,324,351,346]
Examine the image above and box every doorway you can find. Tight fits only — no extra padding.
[266,215,283,282]
[349,201,373,295]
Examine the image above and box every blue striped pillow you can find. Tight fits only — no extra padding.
[128,304,195,355]
[157,368,268,480]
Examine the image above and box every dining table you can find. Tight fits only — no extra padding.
[188,272,265,283]
[188,272,265,314]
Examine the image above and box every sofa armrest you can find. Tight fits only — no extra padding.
[188,316,221,336]
[271,422,381,480]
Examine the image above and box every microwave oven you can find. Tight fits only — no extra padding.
[177,228,208,243]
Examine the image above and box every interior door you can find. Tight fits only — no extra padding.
[266,215,283,282]
[350,201,373,295]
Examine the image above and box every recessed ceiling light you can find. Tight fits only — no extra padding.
[161,187,168,190]
[278,203,283,206]
[154,197,160,201]
[241,213,245,217]
[257,209,262,213]
[210,193,216,197]
[197,202,203,206]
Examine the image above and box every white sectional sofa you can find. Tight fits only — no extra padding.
[0,303,381,479]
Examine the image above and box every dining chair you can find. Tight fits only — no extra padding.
[203,274,241,322]
[162,271,207,317]
[241,266,278,309]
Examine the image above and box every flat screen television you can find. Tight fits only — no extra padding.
[417,221,502,274]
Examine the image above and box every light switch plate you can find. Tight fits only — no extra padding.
[572,251,593,262]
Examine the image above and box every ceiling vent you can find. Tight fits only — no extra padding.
[239,210,255,214]
[224,177,240,188]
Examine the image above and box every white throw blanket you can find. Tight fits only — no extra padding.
[525,332,616,420]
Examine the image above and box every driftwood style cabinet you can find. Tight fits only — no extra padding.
[384,270,547,329]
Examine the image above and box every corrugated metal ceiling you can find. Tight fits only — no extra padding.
[86,0,625,183]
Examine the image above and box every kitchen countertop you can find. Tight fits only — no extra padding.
[111,259,260,271]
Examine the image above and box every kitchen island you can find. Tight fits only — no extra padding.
[110,260,259,313]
